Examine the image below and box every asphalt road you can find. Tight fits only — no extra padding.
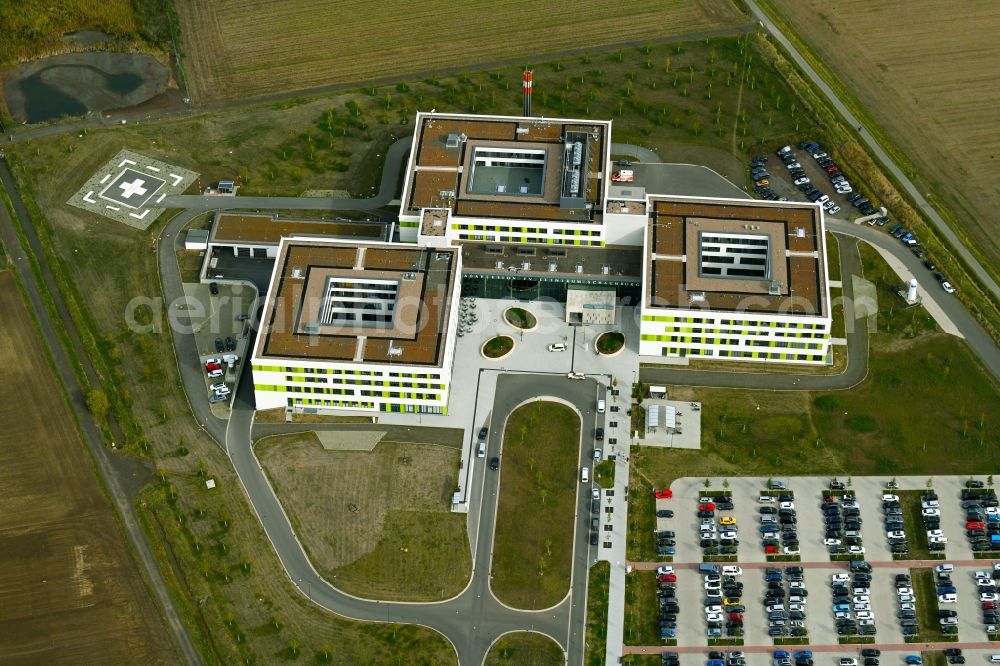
[746,0,1000,301]
[0,161,202,665]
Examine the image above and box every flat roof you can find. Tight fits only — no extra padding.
[645,196,828,316]
[210,213,389,245]
[461,242,641,283]
[255,239,458,366]
[401,112,609,224]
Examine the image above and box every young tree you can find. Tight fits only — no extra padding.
[85,388,110,419]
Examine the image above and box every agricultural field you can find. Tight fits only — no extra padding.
[256,433,471,602]
[0,271,176,663]
[767,0,1000,276]
[175,0,746,103]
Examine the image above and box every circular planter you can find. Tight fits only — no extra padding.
[595,331,625,357]
[481,335,515,360]
[503,307,538,332]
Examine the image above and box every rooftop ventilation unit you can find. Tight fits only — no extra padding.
[549,263,557,272]
[387,344,403,357]
[522,262,531,271]
[769,281,781,296]
[434,252,450,260]
[689,292,706,303]
[438,190,455,198]
[292,267,303,278]
[575,264,584,274]
[402,271,417,281]
[446,133,460,148]
[795,227,806,238]
[303,322,320,334]
[601,265,610,275]
[495,260,504,270]
[572,141,583,166]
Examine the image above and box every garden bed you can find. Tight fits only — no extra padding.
[481,335,515,360]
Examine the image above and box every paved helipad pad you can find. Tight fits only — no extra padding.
[68,149,198,230]
[98,168,165,208]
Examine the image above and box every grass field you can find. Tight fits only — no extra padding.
[585,562,611,666]
[898,491,943,561]
[912,568,955,643]
[492,401,580,609]
[175,0,746,103]
[484,631,564,665]
[766,0,1000,281]
[0,270,176,662]
[257,433,470,601]
[623,569,660,645]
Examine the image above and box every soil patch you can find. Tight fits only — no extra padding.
[5,52,169,123]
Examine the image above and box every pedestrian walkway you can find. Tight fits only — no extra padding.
[599,439,632,666]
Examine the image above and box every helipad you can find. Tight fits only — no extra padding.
[68,149,198,229]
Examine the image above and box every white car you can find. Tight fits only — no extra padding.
[788,595,806,605]
[927,530,945,538]
[897,586,914,595]
[922,499,940,508]
[813,152,828,159]
[899,594,916,603]
[790,581,806,589]
[853,595,870,603]
[856,611,874,620]
[828,205,841,214]
[942,281,956,294]
[834,611,851,620]
[900,602,916,611]
[854,603,871,611]
[832,573,850,583]
[207,368,224,379]
[788,603,804,612]
[817,195,830,204]
[705,605,722,613]
[822,200,836,211]
[794,177,810,186]
[706,613,723,622]
[888,530,906,539]
[209,382,227,392]
[930,536,948,544]
[783,546,800,555]
[722,566,743,576]
[848,545,865,554]
[857,618,875,626]
[941,617,958,625]
[881,494,899,502]
[936,564,955,574]
[939,593,958,603]
[213,386,231,396]
[656,565,674,575]
[780,501,795,510]
[922,508,941,517]
[705,580,721,590]
[824,538,842,546]
[547,343,567,352]
[767,604,785,613]
[786,162,801,169]
[978,578,996,587]
[977,571,994,579]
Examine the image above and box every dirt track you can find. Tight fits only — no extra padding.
[0,271,176,663]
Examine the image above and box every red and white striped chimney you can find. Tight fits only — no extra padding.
[522,70,533,117]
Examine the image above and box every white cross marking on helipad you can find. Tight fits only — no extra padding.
[119,178,149,199]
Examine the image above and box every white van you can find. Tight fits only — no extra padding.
[581,467,590,483]
[477,441,486,458]
[547,343,567,352]
[596,399,606,413]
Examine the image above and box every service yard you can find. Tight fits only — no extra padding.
[0,271,176,663]
[629,475,1000,656]
[175,0,745,102]
[256,432,471,601]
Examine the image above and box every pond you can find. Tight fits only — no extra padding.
[5,52,169,124]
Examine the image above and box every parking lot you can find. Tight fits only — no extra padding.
[637,475,1000,655]
[748,141,960,296]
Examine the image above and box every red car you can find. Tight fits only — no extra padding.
[658,573,677,583]
[764,545,779,554]
[699,502,716,511]
[729,612,743,620]
[654,489,673,499]
[823,496,835,503]
[984,602,997,610]
[968,521,986,530]
[825,166,840,173]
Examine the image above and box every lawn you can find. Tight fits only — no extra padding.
[623,570,660,646]
[257,433,470,601]
[492,401,580,609]
[595,460,616,489]
[911,568,956,643]
[504,307,537,330]
[484,632,563,666]
[596,331,625,355]
[585,562,610,666]
[174,0,746,103]
[483,335,515,359]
